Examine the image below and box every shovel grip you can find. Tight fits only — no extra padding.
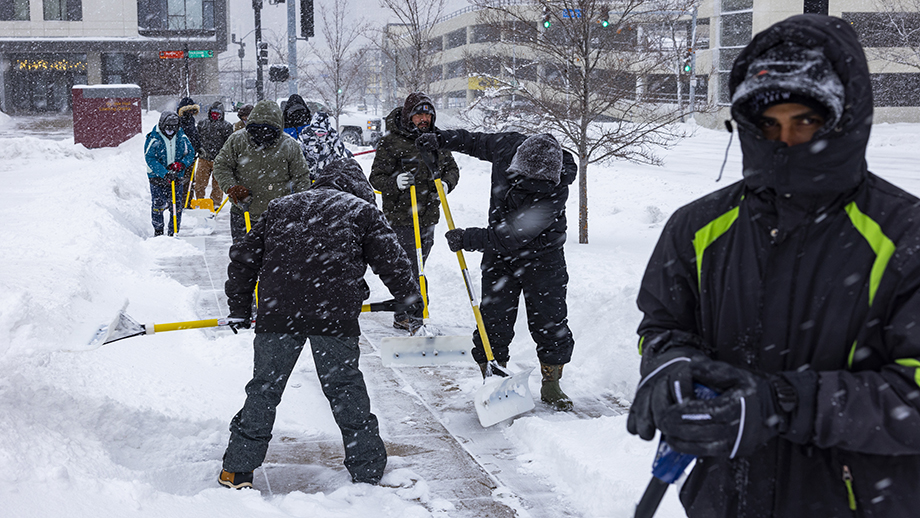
[150,318,221,333]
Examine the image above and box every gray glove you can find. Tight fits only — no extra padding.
[397,172,415,190]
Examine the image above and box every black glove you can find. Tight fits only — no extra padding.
[626,348,702,441]
[655,360,809,458]
[164,171,178,183]
[445,228,465,252]
[225,315,252,334]
[415,132,442,153]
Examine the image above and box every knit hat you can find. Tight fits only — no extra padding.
[401,92,436,130]
[507,134,563,184]
[732,43,845,133]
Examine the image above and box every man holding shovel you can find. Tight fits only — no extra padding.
[212,100,312,244]
[144,111,195,237]
[217,158,421,489]
[370,92,460,333]
[415,130,577,411]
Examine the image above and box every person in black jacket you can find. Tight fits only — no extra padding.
[194,101,234,209]
[627,14,920,517]
[217,158,421,490]
[416,130,577,411]
[177,97,201,198]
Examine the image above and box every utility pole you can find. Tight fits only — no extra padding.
[687,6,698,117]
[253,0,265,101]
[232,33,246,105]
[287,0,298,96]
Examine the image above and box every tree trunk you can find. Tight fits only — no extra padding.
[578,152,588,244]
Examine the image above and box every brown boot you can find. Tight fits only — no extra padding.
[478,361,508,379]
[540,363,573,411]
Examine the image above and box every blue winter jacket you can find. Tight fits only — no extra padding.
[144,125,196,181]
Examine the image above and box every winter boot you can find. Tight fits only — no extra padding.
[478,361,508,379]
[540,363,573,411]
[218,469,253,489]
[154,228,164,237]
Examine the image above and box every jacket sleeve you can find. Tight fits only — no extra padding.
[463,195,561,254]
[635,208,712,374]
[438,149,460,191]
[225,214,266,316]
[144,136,169,179]
[360,206,420,304]
[439,129,523,164]
[212,135,240,191]
[807,269,920,455]
[369,140,400,195]
[285,140,313,193]
[179,135,196,169]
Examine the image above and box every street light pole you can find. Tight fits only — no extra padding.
[253,0,265,101]
[232,33,246,105]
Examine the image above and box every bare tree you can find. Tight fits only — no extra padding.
[378,0,448,104]
[299,0,372,128]
[866,1,920,71]
[468,0,702,244]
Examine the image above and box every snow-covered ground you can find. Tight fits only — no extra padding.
[2,109,920,517]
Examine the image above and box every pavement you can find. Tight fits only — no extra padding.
[155,202,626,517]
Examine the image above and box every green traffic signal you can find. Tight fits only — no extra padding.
[683,63,692,73]
[543,19,551,28]
[601,19,609,27]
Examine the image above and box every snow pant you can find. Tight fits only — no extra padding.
[193,158,224,207]
[471,249,575,365]
[392,224,434,322]
[149,178,186,235]
[222,333,387,484]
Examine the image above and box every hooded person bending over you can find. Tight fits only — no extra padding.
[415,130,577,411]
[217,158,421,490]
[212,100,311,244]
[626,14,920,517]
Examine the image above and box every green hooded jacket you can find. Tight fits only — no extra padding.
[369,106,460,228]
[212,100,312,219]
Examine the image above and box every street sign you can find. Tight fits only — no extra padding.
[188,50,213,58]
[159,50,185,59]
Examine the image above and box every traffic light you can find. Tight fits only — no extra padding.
[682,48,693,73]
[599,5,609,27]
[542,7,551,29]
[258,42,269,66]
[301,0,314,38]
[269,64,289,82]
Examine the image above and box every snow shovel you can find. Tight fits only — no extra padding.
[426,153,535,426]
[409,183,429,320]
[214,196,229,215]
[85,302,251,350]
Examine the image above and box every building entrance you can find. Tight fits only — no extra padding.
[6,54,87,113]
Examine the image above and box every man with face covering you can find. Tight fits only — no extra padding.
[415,130,578,411]
[194,101,234,209]
[144,111,195,236]
[370,92,460,332]
[212,100,312,244]
[626,14,920,517]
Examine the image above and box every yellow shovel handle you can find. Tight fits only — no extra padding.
[434,177,496,362]
[243,209,258,306]
[410,184,429,319]
[170,181,178,235]
[215,196,229,215]
[150,318,221,333]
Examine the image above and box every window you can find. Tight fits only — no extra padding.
[427,37,442,53]
[445,28,467,50]
[102,53,138,84]
[718,0,752,104]
[872,73,920,107]
[804,0,828,15]
[138,0,214,31]
[843,12,920,48]
[44,0,82,21]
[471,25,500,44]
[0,0,29,20]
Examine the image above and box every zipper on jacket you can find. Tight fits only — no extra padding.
[842,465,857,511]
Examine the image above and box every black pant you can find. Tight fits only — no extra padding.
[222,333,386,484]
[393,224,434,320]
[230,210,252,245]
[471,249,575,365]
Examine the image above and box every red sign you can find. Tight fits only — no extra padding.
[159,50,185,59]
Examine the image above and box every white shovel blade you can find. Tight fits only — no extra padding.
[380,335,473,366]
[474,367,536,427]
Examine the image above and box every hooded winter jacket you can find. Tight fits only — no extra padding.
[177,97,202,153]
[211,100,312,219]
[636,15,920,517]
[196,101,234,161]
[437,129,577,259]
[369,103,460,228]
[225,158,420,337]
[144,112,195,182]
[299,111,354,177]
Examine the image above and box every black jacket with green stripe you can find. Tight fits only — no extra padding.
[636,14,920,518]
